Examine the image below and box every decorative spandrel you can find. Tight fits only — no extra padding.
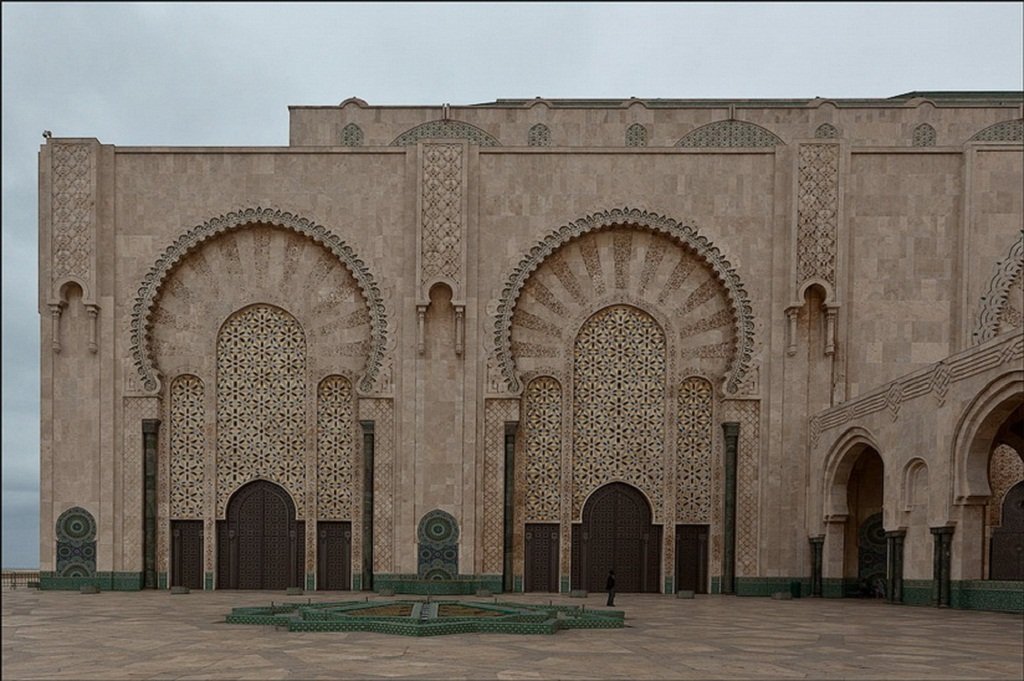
[216,305,306,517]
[573,306,665,520]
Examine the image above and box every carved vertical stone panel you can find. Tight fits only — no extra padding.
[170,376,204,520]
[796,143,840,291]
[484,399,518,574]
[50,142,96,292]
[677,377,713,522]
[726,400,761,577]
[524,378,561,522]
[122,396,160,573]
[317,377,355,520]
[361,398,394,573]
[418,143,466,298]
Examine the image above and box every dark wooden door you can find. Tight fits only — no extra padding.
[317,521,351,590]
[217,480,302,589]
[991,481,1024,580]
[171,520,203,590]
[574,483,660,593]
[676,524,708,593]
[525,524,559,592]
[857,512,886,592]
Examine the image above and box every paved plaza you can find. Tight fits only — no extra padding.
[2,589,1022,680]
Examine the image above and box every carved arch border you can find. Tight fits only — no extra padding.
[494,207,755,395]
[129,207,388,394]
[821,425,883,520]
[973,230,1024,343]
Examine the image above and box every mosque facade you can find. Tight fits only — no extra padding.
[38,93,1023,610]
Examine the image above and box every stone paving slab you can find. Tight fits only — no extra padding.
[2,589,1021,680]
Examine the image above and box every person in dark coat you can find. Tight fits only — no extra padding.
[606,569,616,606]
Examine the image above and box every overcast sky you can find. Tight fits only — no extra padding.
[2,2,1022,569]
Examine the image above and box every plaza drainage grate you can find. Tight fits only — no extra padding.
[225,599,625,636]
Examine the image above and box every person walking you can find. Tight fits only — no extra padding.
[605,569,616,606]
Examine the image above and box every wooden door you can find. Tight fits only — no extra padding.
[675,524,708,593]
[317,521,352,590]
[574,483,660,593]
[991,481,1024,580]
[525,524,559,592]
[217,480,302,589]
[171,520,203,590]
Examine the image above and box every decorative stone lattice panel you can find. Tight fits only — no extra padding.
[132,208,387,395]
[56,507,97,577]
[815,123,839,139]
[796,143,840,288]
[483,399,517,573]
[731,401,760,577]
[216,305,306,518]
[170,375,204,519]
[974,231,1024,343]
[495,208,754,396]
[122,396,159,572]
[969,118,1024,142]
[420,144,464,292]
[625,124,647,147]
[677,377,713,522]
[364,398,394,573]
[50,143,93,282]
[987,445,1024,527]
[528,123,551,147]
[573,306,665,520]
[524,378,561,522]
[341,123,364,146]
[676,120,782,147]
[317,376,354,520]
[913,123,936,147]
[392,119,500,146]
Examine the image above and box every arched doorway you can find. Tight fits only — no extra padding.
[217,480,303,589]
[844,449,885,597]
[990,480,1024,580]
[572,483,661,593]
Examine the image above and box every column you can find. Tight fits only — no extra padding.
[722,422,739,595]
[931,526,954,607]
[885,530,906,603]
[809,535,824,597]
[360,420,375,590]
[142,419,160,589]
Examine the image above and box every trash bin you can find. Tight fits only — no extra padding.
[789,581,801,598]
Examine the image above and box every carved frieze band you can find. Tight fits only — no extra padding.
[974,230,1024,343]
[420,144,465,296]
[50,142,95,285]
[811,330,1024,445]
[796,143,839,289]
[129,207,388,394]
[493,207,755,395]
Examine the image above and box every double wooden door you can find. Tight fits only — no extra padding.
[675,524,709,593]
[525,524,559,592]
[218,480,303,589]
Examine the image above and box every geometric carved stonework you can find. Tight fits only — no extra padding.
[573,306,666,521]
[50,143,94,283]
[796,143,840,289]
[730,400,760,577]
[974,231,1024,343]
[528,124,552,147]
[677,120,782,148]
[495,208,754,396]
[317,376,354,521]
[170,375,204,520]
[341,123,363,147]
[626,124,647,147]
[420,144,465,294]
[392,120,500,147]
[969,118,1024,143]
[987,444,1024,527]
[913,123,936,147]
[483,399,517,574]
[524,377,561,522]
[677,377,713,523]
[216,305,306,518]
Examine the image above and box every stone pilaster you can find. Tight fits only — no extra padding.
[722,421,739,594]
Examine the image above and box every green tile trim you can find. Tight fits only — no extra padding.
[157,572,167,590]
[822,578,845,598]
[204,572,214,590]
[513,575,523,593]
[710,577,721,594]
[352,574,362,591]
[664,576,675,594]
[735,577,810,597]
[373,574,503,595]
[950,580,1023,613]
[40,571,144,591]
[902,579,934,606]
[560,576,570,593]
[305,573,315,591]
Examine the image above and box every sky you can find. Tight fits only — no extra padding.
[2,2,1023,569]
